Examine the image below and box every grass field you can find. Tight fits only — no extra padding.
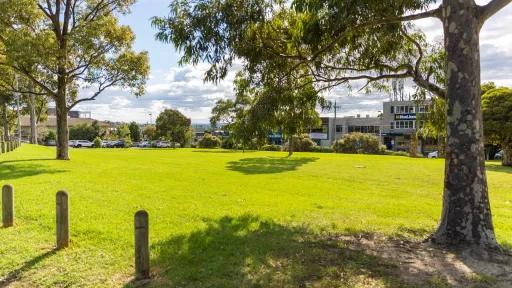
[0,144,511,287]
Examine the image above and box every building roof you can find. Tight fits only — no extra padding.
[20,116,111,128]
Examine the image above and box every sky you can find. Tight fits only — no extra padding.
[73,0,512,124]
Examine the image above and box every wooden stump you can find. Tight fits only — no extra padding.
[2,185,14,227]
[56,191,69,248]
[134,210,150,280]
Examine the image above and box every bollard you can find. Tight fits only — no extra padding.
[1,141,4,153]
[2,185,14,227]
[134,210,150,280]
[56,191,69,248]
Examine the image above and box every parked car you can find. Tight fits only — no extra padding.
[156,141,172,148]
[45,139,56,146]
[71,140,93,148]
[138,141,151,148]
[495,150,503,160]
[428,151,439,159]
[111,139,126,148]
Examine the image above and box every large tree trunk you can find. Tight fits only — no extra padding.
[432,0,498,248]
[28,94,38,144]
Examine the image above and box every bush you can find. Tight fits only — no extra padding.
[221,137,237,149]
[123,137,132,148]
[93,137,102,148]
[332,133,384,154]
[309,146,334,153]
[198,133,221,148]
[43,130,57,143]
[260,144,282,151]
[283,134,317,152]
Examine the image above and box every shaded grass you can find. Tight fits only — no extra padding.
[0,145,511,287]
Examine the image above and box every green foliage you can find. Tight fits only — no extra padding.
[123,137,132,148]
[128,122,141,142]
[93,137,102,148]
[143,124,157,140]
[284,134,317,152]
[482,87,512,165]
[69,121,102,141]
[198,133,222,148]
[117,124,131,139]
[43,130,56,142]
[155,109,192,146]
[260,144,282,151]
[333,133,384,155]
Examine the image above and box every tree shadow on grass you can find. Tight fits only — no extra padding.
[0,162,67,181]
[226,157,318,175]
[192,149,257,154]
[0,248,57,286]
[133,215,406,288]
[485,163,512,174]
[126,215,512,288]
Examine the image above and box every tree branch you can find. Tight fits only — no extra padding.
[479,0,512,23]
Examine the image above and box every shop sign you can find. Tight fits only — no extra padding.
[394,113,416,120]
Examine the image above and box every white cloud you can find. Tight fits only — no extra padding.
[76,4,512,123]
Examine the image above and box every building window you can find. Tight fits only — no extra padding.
[392,121,415,129]
[391,106,394,113]
[336,125,343,133]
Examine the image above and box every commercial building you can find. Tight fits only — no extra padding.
[20,109,110,141]
[310,99,436,154]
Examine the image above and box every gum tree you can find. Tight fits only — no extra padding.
[154,0,512,249]
[0,0,149,159]
[482,87,512,166]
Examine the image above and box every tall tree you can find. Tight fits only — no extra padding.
[0,0,149,159]
[482,87,512,166]
[128,122,142,142]
[154,0,512,249]
[155,109,192,147]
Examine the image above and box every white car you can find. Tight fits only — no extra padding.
[138,141,151,148]
[71,140,93,148]
[156,141,172,148]
[428,151,439,158]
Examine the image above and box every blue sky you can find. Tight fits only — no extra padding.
[74,0,512,124]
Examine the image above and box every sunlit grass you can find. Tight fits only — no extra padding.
[0,144,511,287]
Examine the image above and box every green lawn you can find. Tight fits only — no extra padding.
[0,144,511,287]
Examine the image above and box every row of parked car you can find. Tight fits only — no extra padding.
[67,139,180,148]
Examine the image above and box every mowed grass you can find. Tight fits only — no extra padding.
[0,144,511,287]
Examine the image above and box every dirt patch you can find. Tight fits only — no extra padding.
[336,234,512,287]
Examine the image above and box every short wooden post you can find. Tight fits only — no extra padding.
[1,141,5,153]
[134,210,150,280]
[2,185,14,227]
[56,191,69,248]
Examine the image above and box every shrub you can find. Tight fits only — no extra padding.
[221,137,237,149]
[332,133,384,154]
[43,130,57,143]
[310,146,334,153]
[283,134,317,152]
[93,137,102,148]
[260,144,282,151]
[123,137,133,148]
[198,133,222,148]
[386,151,410,157]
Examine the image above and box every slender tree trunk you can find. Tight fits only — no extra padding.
[503,144,512,167]
[55,79,69,160]
[432,0,498,249]
[288,135,294,157]
[2,102,9,141]
[28,94,38,144]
